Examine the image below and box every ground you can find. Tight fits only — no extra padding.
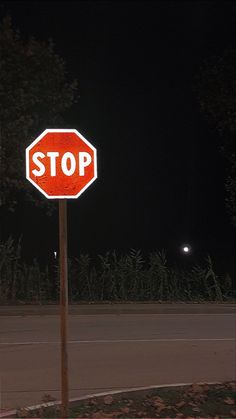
[17,381,236,418]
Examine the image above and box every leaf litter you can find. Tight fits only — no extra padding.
[15,381,236,418]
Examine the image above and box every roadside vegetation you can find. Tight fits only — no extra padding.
[0,238,234,303]
[16,381,236,418]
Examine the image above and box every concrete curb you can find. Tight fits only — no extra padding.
[0,381,220,418]
[0,303,235,316]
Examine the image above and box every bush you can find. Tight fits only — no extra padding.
[0,238,235,303]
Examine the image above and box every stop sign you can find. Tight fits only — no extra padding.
[26,129,97,199]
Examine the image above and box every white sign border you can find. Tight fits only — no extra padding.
[26,129,97,199]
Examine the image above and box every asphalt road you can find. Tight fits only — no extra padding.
[0,304,235,411]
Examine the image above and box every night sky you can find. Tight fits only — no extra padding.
[1,1,235,269]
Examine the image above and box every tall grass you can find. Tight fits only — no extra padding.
[0,238,235,303]
[0,237,53,303]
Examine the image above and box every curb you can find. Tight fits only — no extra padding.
[0,381,220,418]
[0,303,235,317]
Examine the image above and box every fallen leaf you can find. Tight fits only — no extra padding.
[191,383,203,393]
[215,384,224,390]
[151,395,165,410]
[103,395,114,405]
[157,406,166,413]
[192,407,201,412]
[120,406,130,414]
[89,399,98,405]
[188,401,197,407]
[175,400,185,408]
[17,410,29,418]
[228,382,236,390]
[189,392,207,402]
[92,411,104,418]
[224,397,235,405]
[152,396,164,405]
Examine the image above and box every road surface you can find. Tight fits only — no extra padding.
[0,303,235,411]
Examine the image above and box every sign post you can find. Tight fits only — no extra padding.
[26,129,97,419]
[59,199,69,418]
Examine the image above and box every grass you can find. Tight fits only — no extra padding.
[0,238,235,303]
[16,381,236,418]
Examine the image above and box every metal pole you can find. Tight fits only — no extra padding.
[59,199,69,419]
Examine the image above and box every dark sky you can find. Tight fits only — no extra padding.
[1,1,236,268]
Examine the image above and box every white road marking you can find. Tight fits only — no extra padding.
[0,338,234,346]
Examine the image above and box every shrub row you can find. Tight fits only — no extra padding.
[0,237,234,303]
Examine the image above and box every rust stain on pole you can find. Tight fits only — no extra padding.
[59,199,69,419]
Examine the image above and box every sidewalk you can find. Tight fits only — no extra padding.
[0,302,235,316]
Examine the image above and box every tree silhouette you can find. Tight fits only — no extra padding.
[0,16,78,213]
[196,48,236,227]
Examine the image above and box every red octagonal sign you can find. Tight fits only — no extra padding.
[26,129,97,199]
